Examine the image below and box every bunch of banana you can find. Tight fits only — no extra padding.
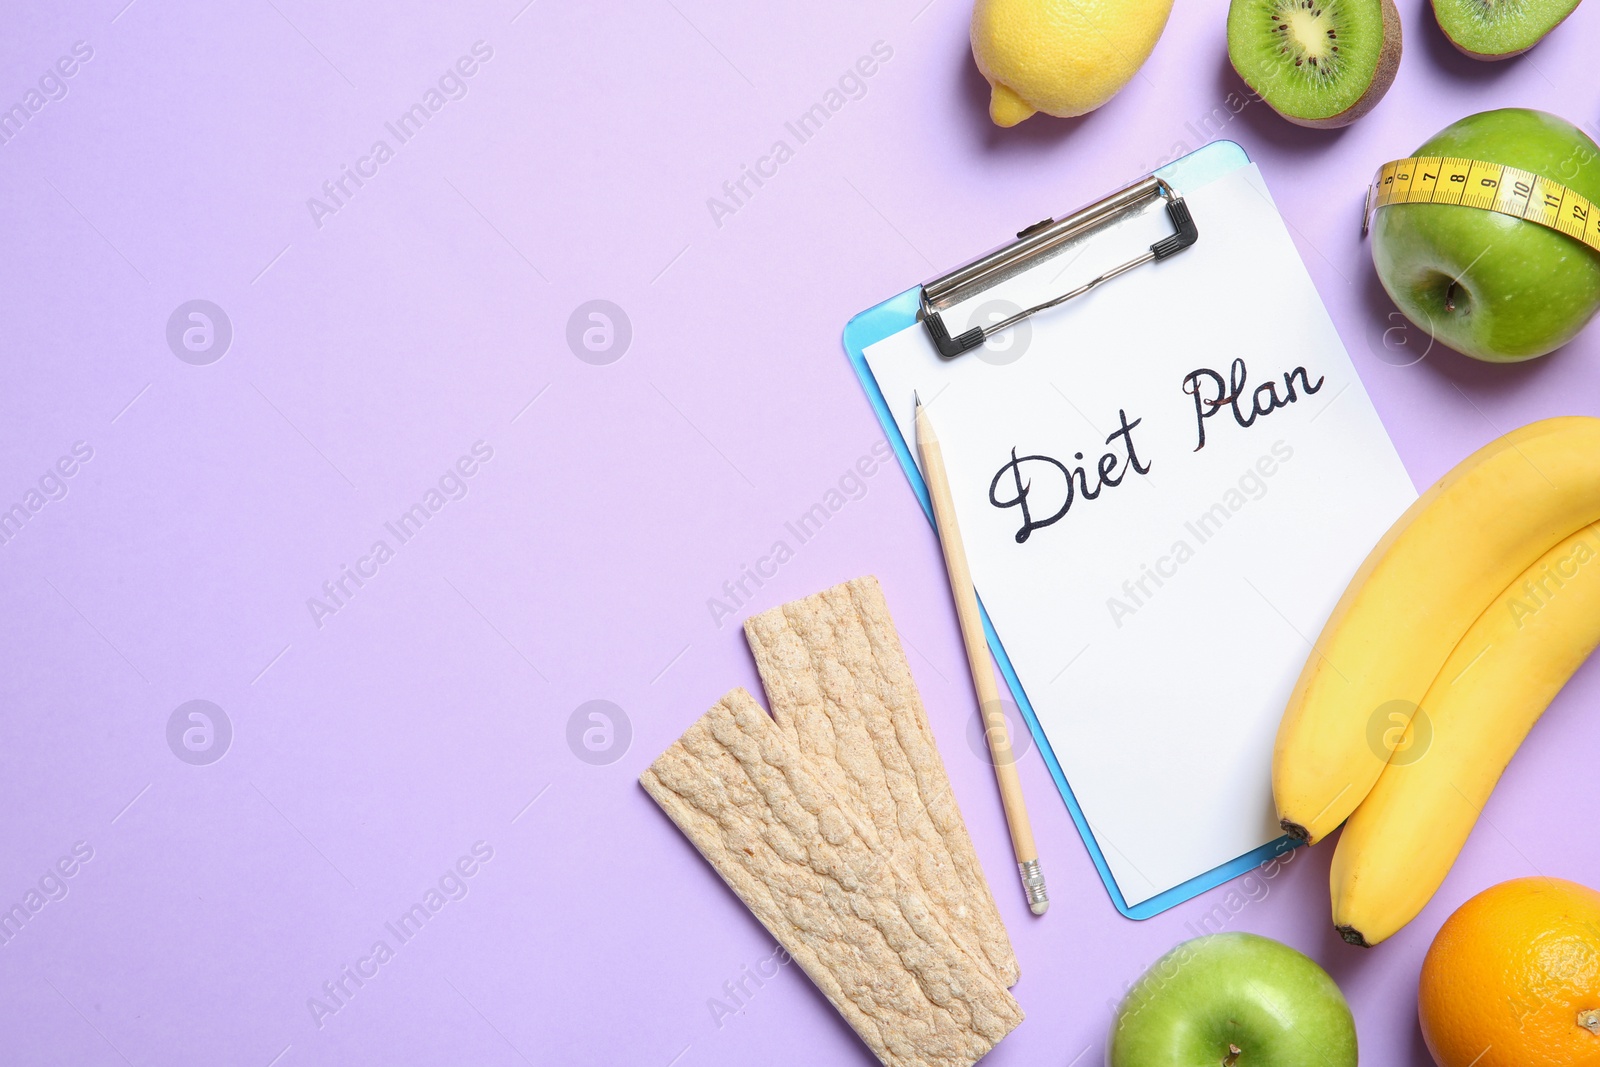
[1272,416,1600,946]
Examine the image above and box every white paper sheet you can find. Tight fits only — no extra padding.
[864,164,1415,907]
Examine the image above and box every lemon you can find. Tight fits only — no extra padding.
[971,0,1174,126]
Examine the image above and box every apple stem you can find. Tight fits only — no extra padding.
[1445,280,1462,313]
[1223,1044,1243,1066]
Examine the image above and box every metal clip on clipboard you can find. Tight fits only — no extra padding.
[919,176,1199,359]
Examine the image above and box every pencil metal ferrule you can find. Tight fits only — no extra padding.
[1019,859,1049,916]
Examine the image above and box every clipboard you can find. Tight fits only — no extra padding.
[843,141,1308,920]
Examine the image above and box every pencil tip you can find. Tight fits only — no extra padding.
[913,389,922,410]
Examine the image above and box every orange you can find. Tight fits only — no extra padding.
[1419,877,1600,1067]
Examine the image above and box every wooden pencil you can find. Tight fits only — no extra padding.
[914,392,1049,916]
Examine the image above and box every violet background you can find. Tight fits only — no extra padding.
[1,0,1597,1064]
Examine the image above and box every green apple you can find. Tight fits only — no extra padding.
[1371,108,1600,362]
[1107,933,1358,1067]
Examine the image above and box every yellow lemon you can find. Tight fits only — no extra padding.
[971,0,1174,125]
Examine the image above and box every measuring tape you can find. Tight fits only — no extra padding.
[1364,156,1600,255]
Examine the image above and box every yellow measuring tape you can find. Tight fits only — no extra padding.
[1366,156,1600,254]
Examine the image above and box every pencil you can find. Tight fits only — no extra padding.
[914,391,1049,916]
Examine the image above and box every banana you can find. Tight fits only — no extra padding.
[1274,416,1600,844]
[1330,522,1600,946]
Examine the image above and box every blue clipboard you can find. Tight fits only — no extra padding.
[841,140,1299,920]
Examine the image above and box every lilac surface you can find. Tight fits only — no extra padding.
[1,0,1597,1064]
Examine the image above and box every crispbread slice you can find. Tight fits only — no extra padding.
[641,689,1023,1067]
[745,576,1020,986]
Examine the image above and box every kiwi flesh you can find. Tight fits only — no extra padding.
[1227,0,1402,128]
[1431,0,1581,59]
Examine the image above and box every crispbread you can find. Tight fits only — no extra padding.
[641,689,1023,1067]
[744,576,1020,986]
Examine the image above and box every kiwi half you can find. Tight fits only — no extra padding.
[1431,0,1582,59]
[1227,0,1402,128]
